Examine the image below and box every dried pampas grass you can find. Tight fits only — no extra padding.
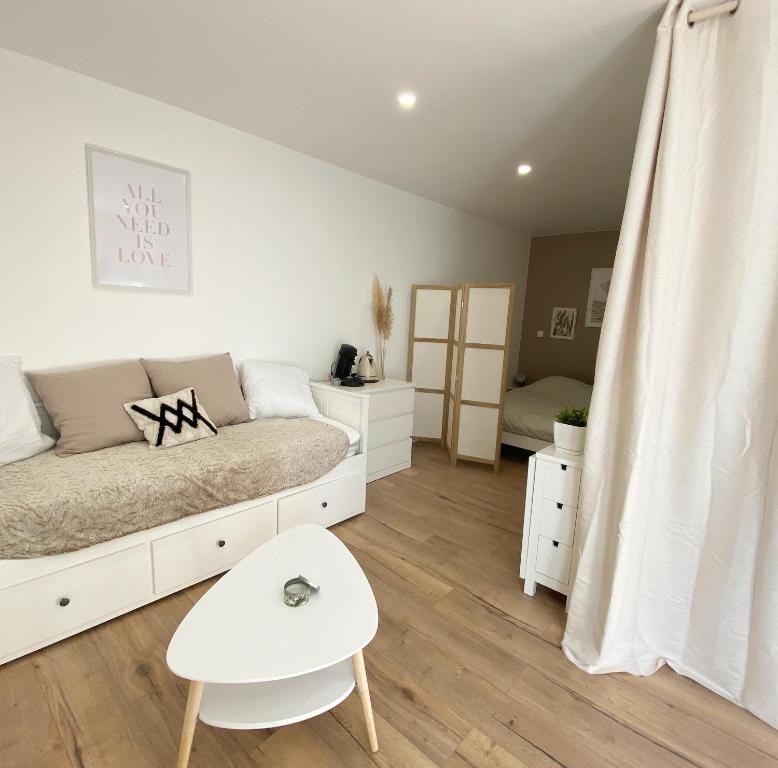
[372,276,393,378]
[372,276,394,340]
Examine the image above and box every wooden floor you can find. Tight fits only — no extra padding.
[2,443,777,768]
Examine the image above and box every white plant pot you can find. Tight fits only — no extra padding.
[554,421,586,454]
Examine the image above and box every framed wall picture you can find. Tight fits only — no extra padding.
[585,267,613,327]
[86,145,191,293]
[550,307,577,340]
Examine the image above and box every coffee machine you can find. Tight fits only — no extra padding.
[332,344,365,387]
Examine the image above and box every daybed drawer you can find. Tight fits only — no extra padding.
[539,498,577,547]
[152,501,276,594]
[278,473,363,532]
[543,461,581,507]
[369,389,415,421]
[0,544,149,660]
[367,438,412,477]
[536,536,573,584]
[367,413,413,450]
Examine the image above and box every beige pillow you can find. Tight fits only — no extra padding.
[142,353,249,427]
[28,360,153,456]
[125,388,218,448]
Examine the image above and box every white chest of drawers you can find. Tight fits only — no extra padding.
[311,379,415,483]
[520,446,583,597]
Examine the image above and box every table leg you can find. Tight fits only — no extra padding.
[351,649,378,752]
[176,680,204,768]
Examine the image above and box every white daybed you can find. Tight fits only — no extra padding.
[502,376,593,452]
[0,387,367,666]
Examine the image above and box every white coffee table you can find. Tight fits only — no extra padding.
[167,524,379,767]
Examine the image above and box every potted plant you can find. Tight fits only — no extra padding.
[554,407,588,454]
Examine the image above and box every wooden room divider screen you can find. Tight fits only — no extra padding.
[408,282,515,472]
[407,285,456,446]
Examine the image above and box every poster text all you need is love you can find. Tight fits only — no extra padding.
[115,183,173,268]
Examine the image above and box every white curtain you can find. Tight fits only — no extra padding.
[562,0,778,728]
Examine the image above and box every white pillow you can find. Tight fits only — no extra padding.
[0,357,55,466]
[240,361,320,419]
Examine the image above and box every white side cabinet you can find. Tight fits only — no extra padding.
[311,379,414,483]
[520,446,583,597]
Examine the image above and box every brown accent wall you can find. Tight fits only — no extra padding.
[518,231,618,385]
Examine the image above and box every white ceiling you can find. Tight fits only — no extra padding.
[0,1,663,235]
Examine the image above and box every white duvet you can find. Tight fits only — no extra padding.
[503,376,592,442]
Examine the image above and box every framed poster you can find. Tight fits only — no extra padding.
[87,145,191,293]
[550,307,577,340]
[585,267,613,327]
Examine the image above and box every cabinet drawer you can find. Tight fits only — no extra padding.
[539,498,577,547]
[278,473,363,532]
[152,502,276,594]
[367,413,413,450]
[536,536,573,584]
[543,461,581,507]
[369,388,414,421]
[0,544,150,660]
[367,438,412,477]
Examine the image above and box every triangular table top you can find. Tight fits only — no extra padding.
[167,524,378,685]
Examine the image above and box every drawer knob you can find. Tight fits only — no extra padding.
[217,539,226,548]
[321,501,328,509]
[552,541,560,548]
[557,502,563,510]
[561,464,567,471]
[59,597,70,607]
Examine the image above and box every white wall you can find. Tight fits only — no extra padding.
[0,48,529,380]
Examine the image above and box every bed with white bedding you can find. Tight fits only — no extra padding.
[502,376,593,451]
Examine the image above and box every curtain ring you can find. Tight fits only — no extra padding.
[687,0,740,29]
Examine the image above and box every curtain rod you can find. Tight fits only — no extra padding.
[688,0,739,25]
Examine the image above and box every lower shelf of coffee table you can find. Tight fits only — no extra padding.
[198,658,355,730]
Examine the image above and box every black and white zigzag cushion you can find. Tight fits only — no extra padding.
[124,387,218,448]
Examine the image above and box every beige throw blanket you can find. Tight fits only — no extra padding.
[0,419,349,559]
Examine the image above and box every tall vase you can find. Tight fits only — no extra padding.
[378,337,387,380]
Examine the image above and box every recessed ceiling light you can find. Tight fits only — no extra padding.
[398,91,417,110]
[517,163,532,176]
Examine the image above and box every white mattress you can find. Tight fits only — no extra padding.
[503,376,592,442]
[313,415,360,457]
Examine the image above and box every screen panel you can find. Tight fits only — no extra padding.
[446,396,454,449]
[414,289,452,339]
[456,405,499,461]
[460,347,504,404]
[454,288,462,339]
[413,391,444,439]
[411,341,448,390]
[449,342,459,397]
[465,287,511,345]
